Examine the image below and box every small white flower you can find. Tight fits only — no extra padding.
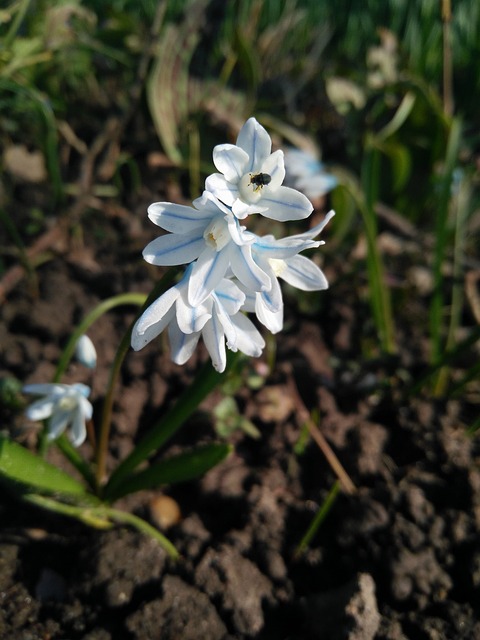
[284,148,337,200]
[205,117,313,221]
[23,383,93,447]
[143,190,270,307]
[131,267,265,373]
[75,335,97,369]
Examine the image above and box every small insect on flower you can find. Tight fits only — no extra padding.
[249,172,272,192]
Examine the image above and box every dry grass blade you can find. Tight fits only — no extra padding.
[286,371,356,495]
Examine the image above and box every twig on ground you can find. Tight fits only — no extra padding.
[286,370,356,495]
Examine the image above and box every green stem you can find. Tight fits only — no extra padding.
[294,481,340,558]
[53,293,147,383]
[95,329,131,489]
[95,271,178,492]
[433,173,470,396]
[429,118,462,368]
[355,146,396,353]
[23,494,179,559]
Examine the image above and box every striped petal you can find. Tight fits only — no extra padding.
[205,173,238,207]
[236,118,271,173]
[257,185,313,221]
[229,244,271,293]
[212,144,249,183]
[261,149,285,189]
[147,202,213,234]
[188,248,231,307]
[281,255,329,290]
[168,319,200,366]
[230,312,265,356]
[131,286,180,350]
[143,232,204,266]
[202,314,227,373]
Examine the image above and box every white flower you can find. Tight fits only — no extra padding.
[75,334,97,369]
[205,117,313,221]
[131,267,265,373]
[143,190,270,307]
[247,210,335,330]
[23,383,93,447]
[284,148,337,200]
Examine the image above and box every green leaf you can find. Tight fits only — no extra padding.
[376,91,416,142]
[106,443,233,502]
[0,435,88,498]
[376,140,412,192]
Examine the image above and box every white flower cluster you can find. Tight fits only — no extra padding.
[132,118,335,372]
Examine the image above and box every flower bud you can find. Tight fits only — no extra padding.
[75,335,97,369]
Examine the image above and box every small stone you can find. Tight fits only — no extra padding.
[150,495,182,529]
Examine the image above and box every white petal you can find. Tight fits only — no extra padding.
[176,290,211,334]
[236,118,271,172]
[202,315,227,372]
[188,248,231,307]
[284,148,322,178]
[239,287,256,313]
[168,319,200,365]
[259,272,283,313]
[131,287,179,351]
[131,306,176,351]
[69,407,87,447]
[23,383,65,396]
[72,383,91,399]
[212,294,237,350]
[261,149,285,189]
[48,408,71,440]
[231,198,268,219]
[226,215,254,246]
[212,144,249,183]
[230,312,265,356]
[296,173,338,198]
[143,233,204,266]
[79,395,93,420]
[214,278,245,315]
[25,397,55,421]
[282,255,329,290]
[255,295,284,334]
[253,235,317,259]
[289,210,335,241]
[147,202,213,233]
[229,244,271,293]
[258,185,313,221]
[205,173,238,207]
[192,190,232,215]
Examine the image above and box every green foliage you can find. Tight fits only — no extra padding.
[0,434,91,498]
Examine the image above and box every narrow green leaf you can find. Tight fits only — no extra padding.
[0,435,87,497]
[106,443,233,502]
[376,91,416,142]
